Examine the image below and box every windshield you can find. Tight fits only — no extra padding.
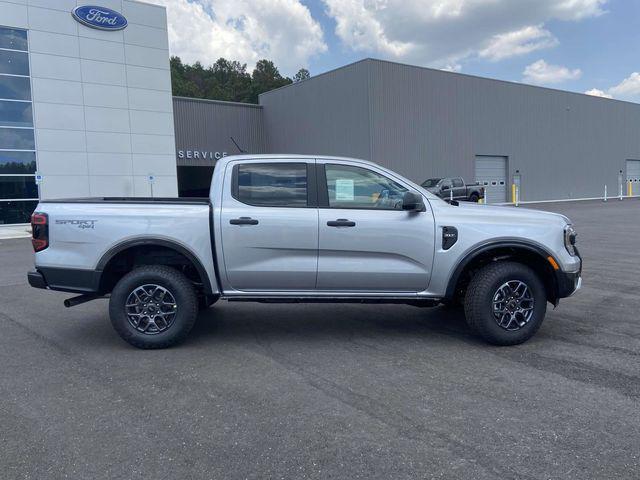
[421,178,441,188]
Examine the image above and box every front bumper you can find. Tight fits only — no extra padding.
[555,246,582,299]
[556,270,581,298]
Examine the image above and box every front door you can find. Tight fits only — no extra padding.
[451,177,466,200]
[316,161,435,292]
[220,160,318,291]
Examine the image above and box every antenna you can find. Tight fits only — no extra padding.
[230,136,246,153]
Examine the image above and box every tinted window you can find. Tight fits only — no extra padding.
[0,100,32,127]
[0,200,37,224]
[0,127,35,150]
[452,178,464,187]
[0,151,36,174]
[0,50,29,76]
[325,164,407,210]
[236,163,307,207]
[0,176,37,199]
[0,27,28,51]
[0,75,31,100]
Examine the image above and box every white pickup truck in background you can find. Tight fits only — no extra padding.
[28,155,581,349]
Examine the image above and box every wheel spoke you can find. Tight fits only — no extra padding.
[491,279,535,331]
[126,284,178,335]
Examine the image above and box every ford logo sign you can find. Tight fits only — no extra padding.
[72,5,128,31]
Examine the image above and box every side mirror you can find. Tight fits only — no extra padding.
[441,185,450,191]
[402,191,425,211]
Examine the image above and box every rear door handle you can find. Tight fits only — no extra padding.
[230,217,259,225]
[327,219,356,227]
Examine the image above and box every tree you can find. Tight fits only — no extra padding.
[249,59,292,103]
[293,68,310,82]
[170,56,298,104]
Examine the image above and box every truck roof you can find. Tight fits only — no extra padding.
[218,154,380,169]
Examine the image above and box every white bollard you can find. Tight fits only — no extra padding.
[450,188,453,203]
[515,185,520,207]
[603,185,607,202]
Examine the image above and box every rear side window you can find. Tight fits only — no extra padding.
[234,163,308,207]
[452,178,463,187]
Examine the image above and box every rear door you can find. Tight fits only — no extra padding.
[220,159,318,291]
[316,161,435,292]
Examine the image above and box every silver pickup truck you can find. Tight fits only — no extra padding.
[27,154,581,349]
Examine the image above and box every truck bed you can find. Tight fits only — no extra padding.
[39,197,210,205]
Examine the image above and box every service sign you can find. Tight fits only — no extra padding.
[72,6,128,31]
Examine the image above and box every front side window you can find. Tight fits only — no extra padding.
[235,163,308,207]
[452,178,464,188]
[421,178,441,188]
[325,164,408,210]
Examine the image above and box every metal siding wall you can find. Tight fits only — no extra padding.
[259,61,371,159]
[367,59,640,201]
[172,97,267,166]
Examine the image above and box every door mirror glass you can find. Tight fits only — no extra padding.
[441,184,450,191]
[402,191,424,211]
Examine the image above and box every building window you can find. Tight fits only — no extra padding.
[0,26,36,224]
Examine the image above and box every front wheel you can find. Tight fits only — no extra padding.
[464,262,547,345]
[109,265,198,349]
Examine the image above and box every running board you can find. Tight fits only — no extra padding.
[225,297,440,307]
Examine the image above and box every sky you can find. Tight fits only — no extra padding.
[148,0,640,103]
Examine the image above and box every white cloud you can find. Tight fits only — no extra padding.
[146,0,326,74]
[479,25,558,61]
[523,59,582,84]
[442,63,462,72]
[608,72,640,100]
[322,0,608,68]
[585,88,613,99]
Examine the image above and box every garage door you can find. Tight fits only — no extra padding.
[627,159,640,196]
[475,156,507,203]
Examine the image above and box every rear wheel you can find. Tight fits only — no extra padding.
[109,265,198,349]
[469,193,480,203]
[464,261,547,345]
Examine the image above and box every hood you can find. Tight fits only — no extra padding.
[441,201,572,226]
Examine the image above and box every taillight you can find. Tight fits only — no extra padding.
[31,212,49,252]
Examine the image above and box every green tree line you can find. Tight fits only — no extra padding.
[170,56,310,104]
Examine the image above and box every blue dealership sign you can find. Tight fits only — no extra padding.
[72,5,128,31]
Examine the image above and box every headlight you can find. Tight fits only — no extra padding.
[564,225,577,256]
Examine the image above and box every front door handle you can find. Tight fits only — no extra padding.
[327,219,356,227]
[230,217,259,225]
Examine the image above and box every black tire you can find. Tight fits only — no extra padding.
[109,265,198,349]
[469,193,480,203]
[464,261,547,346]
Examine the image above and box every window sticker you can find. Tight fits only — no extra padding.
[335,178,354,201]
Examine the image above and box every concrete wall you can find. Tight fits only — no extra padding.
[173,97,267,166]
[2,0,177,199]
[259,59,640,202]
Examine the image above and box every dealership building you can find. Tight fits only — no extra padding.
[2,1,640,225]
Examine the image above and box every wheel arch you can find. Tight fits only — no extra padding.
[445,240,559,305]
[96,238,213,295]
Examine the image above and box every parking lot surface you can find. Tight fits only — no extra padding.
[1,199,639,479]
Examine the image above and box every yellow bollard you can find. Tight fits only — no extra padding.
[511,184,516,203]
[629,181,633,197]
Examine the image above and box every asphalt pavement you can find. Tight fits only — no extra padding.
[1,199,639,479]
